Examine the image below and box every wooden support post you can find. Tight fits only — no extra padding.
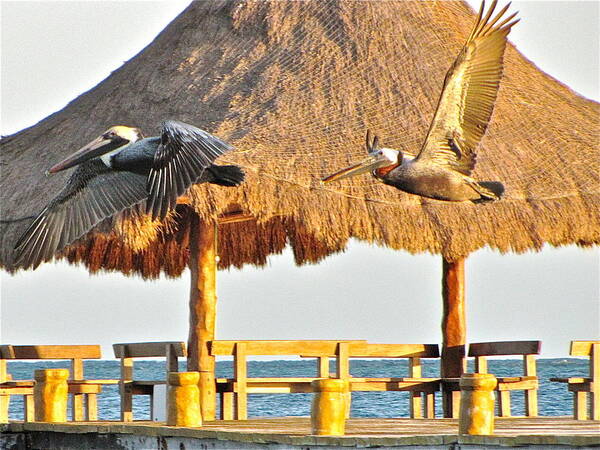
[71,358,84,421]
[234,343,248,420]
[119,356,133,421]
[441,257,467,418]
[409,357,423,418]
[524,354,538,416]
[188,215,218,421]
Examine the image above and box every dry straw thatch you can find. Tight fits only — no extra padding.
[1,0,598,278]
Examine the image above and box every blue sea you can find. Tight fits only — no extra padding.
[6,359,588,421]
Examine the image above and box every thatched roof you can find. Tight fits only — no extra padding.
[1,0,598,278]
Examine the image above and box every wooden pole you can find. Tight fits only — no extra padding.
[441,256,467,418]
[188,214,217,421]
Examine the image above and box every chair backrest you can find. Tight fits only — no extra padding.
[210,340,368,379]
[210,340,366,357]
[469,341,542,376]
[6,345,102,380]
[570,341,600,356]
[339,343,439,378]
[570,341,600,380]
[113,342,187,380]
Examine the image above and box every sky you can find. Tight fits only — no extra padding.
[1,1,598,359]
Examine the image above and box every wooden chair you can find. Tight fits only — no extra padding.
[339,343,441,418]
[0,344,117,422]
[113,341,186,421]
[550,340,599,420]
[210,340,366,420]
[469,340,541,417]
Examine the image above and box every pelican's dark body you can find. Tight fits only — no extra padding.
[377,161,504,202]
[14,120,244,269]
[109,137,240,186]
[110,137,158,175]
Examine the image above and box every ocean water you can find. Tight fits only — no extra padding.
[6,358,588,421]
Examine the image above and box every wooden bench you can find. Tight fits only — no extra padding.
[0,344,117,422]
[113,341,186,421]
[550,340,599,420]
[338,343,440,419]
[469,340,541,417]
[210,340,367,420]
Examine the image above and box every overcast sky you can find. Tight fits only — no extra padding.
[1,1,598,359]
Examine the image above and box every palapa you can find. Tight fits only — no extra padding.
[1,0,598,278]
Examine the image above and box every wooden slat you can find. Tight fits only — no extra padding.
[113,342,186,358]
[349,380,440,392]
[11,345,101,359]
[210,340,366,356]
[495,378,538,391]
[569,340,600,356]
[468,341,541,357]
[0,387,33,395]
[550,377,589,383]
[347,343,439,358]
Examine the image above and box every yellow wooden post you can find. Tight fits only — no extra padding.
[34,369,69,423]
[167,372,202,427]
[311,379,348,435]
[188,215,218,421]
[459,373,497,435]
[441,256,467,418]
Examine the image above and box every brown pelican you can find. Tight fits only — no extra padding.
[323,0,516,202]
[14,120,244,269]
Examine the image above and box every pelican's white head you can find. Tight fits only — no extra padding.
[321,130,403,183]
[48,125,143,173]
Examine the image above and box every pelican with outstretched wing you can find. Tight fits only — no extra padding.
[14,120,244,269]
[323,0,517,202]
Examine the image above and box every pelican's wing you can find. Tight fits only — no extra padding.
[146,120,234,220]
[415,0,518,175]
[14,160,148,269]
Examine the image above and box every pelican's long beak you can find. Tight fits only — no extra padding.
[47,134,128,174]
[322,153,391,183]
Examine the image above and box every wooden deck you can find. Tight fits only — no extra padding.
[3,417,599,448]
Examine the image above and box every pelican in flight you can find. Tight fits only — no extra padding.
[323,0,516,202]
[14,120,244,269]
